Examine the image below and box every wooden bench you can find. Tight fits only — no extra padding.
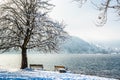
[54,65,67,73]
[30,64,43,70]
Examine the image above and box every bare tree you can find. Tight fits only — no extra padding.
[74,0,120,26]
[0,0,67,69]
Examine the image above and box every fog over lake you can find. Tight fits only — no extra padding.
[0,53,120,79]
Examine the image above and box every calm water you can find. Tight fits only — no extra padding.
[0,53,120,79]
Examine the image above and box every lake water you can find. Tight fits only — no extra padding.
[0,53,120,79]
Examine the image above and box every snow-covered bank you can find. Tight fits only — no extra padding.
[0,69,117,80]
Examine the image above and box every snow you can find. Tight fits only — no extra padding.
[0,69,117,80]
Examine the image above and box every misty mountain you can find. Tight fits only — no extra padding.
[60,36,119,54]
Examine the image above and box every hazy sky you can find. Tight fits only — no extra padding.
[0,0,120,47]
[49,0,120,42]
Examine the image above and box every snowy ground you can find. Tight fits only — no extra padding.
[0,69,118,80]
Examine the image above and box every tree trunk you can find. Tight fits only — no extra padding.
[21,47,28,69]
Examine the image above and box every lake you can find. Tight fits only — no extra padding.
[0,53,120,79]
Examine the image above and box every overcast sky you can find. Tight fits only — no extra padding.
[0,0,120,47]
[49,0,120,42]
